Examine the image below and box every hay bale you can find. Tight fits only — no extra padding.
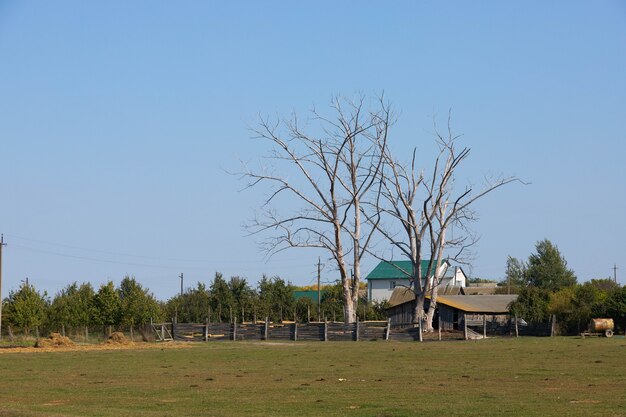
[35,333,75,348]
[105,332,133,345]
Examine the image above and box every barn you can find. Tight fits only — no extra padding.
[436,294,518,331]
[386,286,517,331]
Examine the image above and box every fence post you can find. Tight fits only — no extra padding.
[355,317,360,342]
[85,326,88,343]
[418,318,423,342]
[385,318,391,341]
[232,317,237,341]
[264,317,269,341]
[204,319,209,342]
[171,317,176,340]
[483,314,487,339]
[514,314,519,338]
[463,314,468,340]
[293,322,298,342]
[324,318,328,342]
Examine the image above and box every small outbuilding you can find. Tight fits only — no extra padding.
[436,294,517,331]
[386,286,517,331]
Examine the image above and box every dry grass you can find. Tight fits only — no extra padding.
[34,333,75,348]
[0,337,624,417]
[0,340,190,354]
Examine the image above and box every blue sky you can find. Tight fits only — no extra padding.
[1,1,625,300]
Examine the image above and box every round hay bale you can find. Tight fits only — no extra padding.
[35,333,75,348]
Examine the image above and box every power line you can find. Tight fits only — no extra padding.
[9,243,321,273]
[4,233,222,263]
[4,233,317,267]
[11,244,208,270]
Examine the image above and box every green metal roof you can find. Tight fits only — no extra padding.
[293,290,324,303]
[366,260,446,280]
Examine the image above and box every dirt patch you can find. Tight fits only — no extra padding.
[104,332,133,345]
[35,333,75,348]
[0,341,192,354]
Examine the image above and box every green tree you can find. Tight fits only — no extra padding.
[294,296,315,322]
[118,276,161,329]
[228,276,256,322]
[165,282,211,323]
[509,286,550,323]
[605,285,626,332]
[48,282,95,332]
[320,281,344,322]
[548,286,578,334]
[525,239,576,291]
[500,256,526,293]
[93,281,121,332]
[257,275,295,322]
[550,279,621,334]
[209,272,235,322]
[4,282,49,336]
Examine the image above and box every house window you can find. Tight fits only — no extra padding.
[389,281,397,290]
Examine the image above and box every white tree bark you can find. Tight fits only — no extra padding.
[372,112,520,331]
[242,95,391,323]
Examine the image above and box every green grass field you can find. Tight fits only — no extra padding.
[1,337,625,417]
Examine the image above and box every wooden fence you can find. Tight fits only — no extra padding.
[462,314,555,339]
[156,315,555,343]
[160,319,397,342]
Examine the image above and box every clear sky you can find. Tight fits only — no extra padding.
[1,1,625,300]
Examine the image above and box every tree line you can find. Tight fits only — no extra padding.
[504,239,626,333]
[1,273,388,338]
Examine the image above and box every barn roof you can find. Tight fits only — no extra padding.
[387,287,415,307]
[387,285,463,308]
[437,295,517,313]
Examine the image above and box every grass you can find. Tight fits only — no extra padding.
[0,337,625,416]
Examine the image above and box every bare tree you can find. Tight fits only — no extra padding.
[373,113,520,331]
[242,95,391,323]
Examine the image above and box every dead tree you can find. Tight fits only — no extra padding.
[373,113,520,331]
[242,95,391,323]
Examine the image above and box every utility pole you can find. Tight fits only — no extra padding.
[179,273,184,297]
[613,264,618,284]
[0,234,7,341]
[317,257,321,322]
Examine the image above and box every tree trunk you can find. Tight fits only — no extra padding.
[413,293,426,325]
[425,283,439,332]
[344,300,356,324]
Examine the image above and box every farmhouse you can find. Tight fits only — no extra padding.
[366,260,467,302]
[386,286,517,331]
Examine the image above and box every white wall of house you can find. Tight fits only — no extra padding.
[368,266,467,302]
[368,278,412,303]
[438,267,467,288]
